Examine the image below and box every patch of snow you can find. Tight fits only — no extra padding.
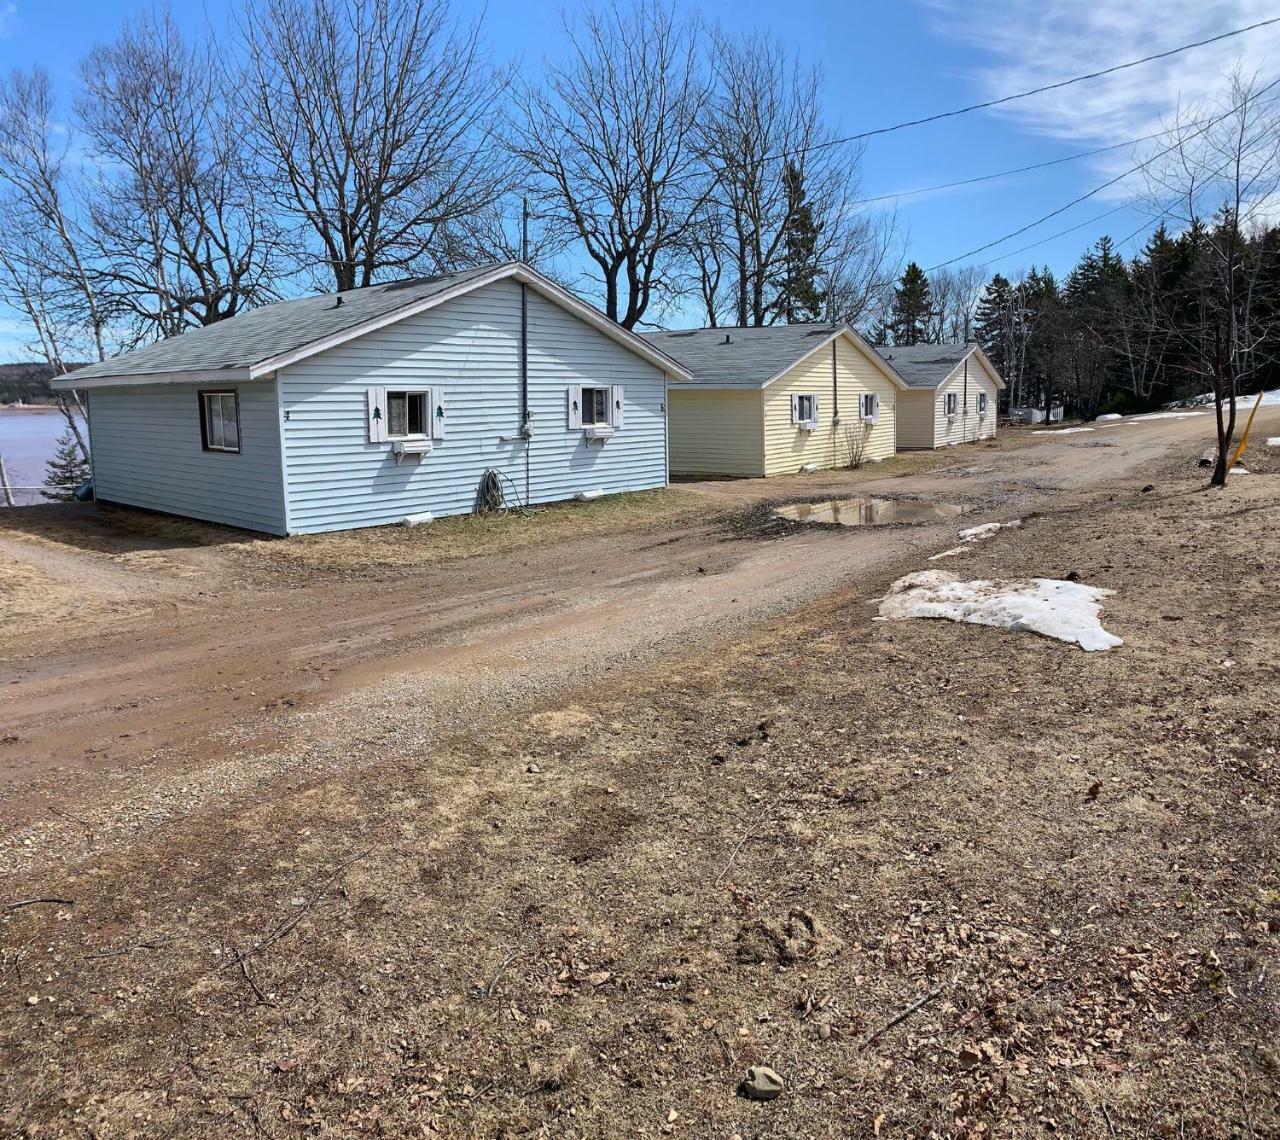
[957,520,1022,542]
[927,519,1023,560]
[1130,411,1207,422]
[1095,413,1123,421]
[1229,466,1250,476]
[877,571,1122,653]
[1266,437,1280,448]
[1032,426,1094,435]
[1259,388,1280,407]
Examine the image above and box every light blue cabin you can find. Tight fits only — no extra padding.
[54,263,690,535]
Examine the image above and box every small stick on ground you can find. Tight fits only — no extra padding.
[48,805,94,846]
[479,948,522,999]
[221,849,370,973]
[5,898,73,912]
[234,947,274,1006]
[860,983,944,1051]
[1100,1102,1117,1138]
[715,803,772,886]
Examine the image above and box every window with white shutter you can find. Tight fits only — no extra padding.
[860,392,879,424]
[792,393,817,428]
[945,392,959,417]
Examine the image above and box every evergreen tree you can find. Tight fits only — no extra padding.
[42,430,91,502]
[771,162,825,323]
[974,273,1013,373]
[890,262,931,345]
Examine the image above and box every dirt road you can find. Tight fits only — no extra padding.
[0,411,1256,836]
[2,408,1279,1139]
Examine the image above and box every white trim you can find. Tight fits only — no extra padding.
[274,372,293,535]
[930,348,1008,394]
[52,367,253,392]
[248,263,694,382]
[758,327,910,391]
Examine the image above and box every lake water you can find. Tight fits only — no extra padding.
[0,407,84,505]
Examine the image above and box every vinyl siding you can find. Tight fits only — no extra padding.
[86,381,287,534]
[932,359,1000,448]
[762,335,898,476]
[895,390,938,449]
[278,278,669,533]
[667,388,764,476]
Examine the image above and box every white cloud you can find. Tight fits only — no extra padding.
[0,4,19,39]
[921,0,1280,191]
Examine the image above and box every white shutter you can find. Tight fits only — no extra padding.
[431,388,446,440]
[367,387,386,443]
[869,394,879,425]
[567,385,582,430]
[610,385,625,429]
[791,394,800,425]
[811,395,820,425]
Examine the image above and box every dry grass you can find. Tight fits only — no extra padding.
[2,457,1278,1137]
[0,488,713,588]
[238,488,711,578]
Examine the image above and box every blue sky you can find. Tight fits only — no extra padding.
[0,0,1274,352]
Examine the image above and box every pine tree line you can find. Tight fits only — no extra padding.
[875,216,1279,419]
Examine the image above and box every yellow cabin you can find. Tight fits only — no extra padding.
[643,325,909,478]
[881,344,1005,450]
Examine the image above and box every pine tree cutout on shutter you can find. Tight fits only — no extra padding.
[367,387,387,443]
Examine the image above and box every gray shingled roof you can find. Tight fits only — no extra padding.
[640,324,854,389]
[63,263,512,383]
[875,343,974,390]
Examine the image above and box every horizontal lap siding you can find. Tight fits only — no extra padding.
[934,362,999,447]
[896,391,937,449]
[87,381,287,534]
[667,388,763,476]
[524,289,667,504]
[762,336,898,476]
[279,279,668,533]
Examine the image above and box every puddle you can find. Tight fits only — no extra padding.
[774,495,967,527]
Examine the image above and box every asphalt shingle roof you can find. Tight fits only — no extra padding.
[640,324,847,389]
[874,343,974,389]
[65,263,510,383]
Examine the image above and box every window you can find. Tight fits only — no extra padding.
[199,390,240,452]
[860,392,879,423]
[581,386,609,426]
[386,390,428,438]
[945,392,959,417]
[793,393,816,426]
[977,392,989,416]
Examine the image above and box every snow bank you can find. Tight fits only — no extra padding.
[1095,413,1123,421]
[1032,426,1094,435]
[878,571,1122,652]
[1266,437,1280,448]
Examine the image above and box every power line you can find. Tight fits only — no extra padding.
[849,122,1209,207]
[785,16,1280,161]
[917,73,1280,275]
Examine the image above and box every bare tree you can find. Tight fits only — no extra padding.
[240,0,512,293]
[694,32,891,329]
[928,265,987,342]
[1140,71,1280,485]
[78,11,279,342]
[0,68,101,461]
[511,2,707,329]
[0,68,106,365]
